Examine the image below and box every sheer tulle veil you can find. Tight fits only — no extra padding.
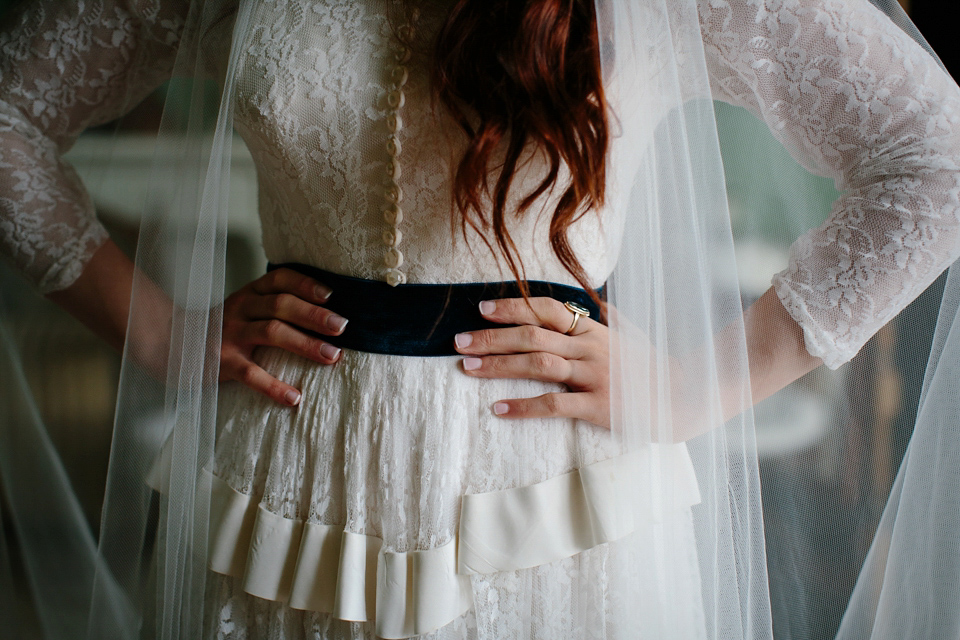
[1,0,958,638]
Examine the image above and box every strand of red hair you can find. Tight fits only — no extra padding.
[431,0,609,310]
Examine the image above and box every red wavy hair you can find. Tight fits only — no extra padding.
[429,0,608,301]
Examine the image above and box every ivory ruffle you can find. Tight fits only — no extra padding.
[208,475,472,639]
[457,445,701,575]
[207,443,700,639]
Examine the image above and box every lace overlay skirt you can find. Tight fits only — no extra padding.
[204,347,704,639]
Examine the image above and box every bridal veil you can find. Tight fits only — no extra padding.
[2,0,959,638]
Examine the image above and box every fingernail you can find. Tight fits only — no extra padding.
[479,300,496,315]
[454,333,473,348]
[315,285,332,301]
[285,390,301,406]
[320,344,342,360]
[462,357,482,371]
[493,402,509,415]
[327,314,349,333]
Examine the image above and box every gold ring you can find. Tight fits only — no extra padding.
[563,301,591,335]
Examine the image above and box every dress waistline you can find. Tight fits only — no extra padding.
[267,263,604,356]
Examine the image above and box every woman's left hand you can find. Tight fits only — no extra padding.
[454,297,610,429]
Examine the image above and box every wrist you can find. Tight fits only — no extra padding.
[46,240,133,352]
[744,287,822,405]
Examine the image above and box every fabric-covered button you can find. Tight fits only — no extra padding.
[386,159,401,180]
[397,25,415,42]
[383,204,403,226]
[387,89,405,109]
[382,228,402,247]
[384,247,404,269]
[391,66,409,87]
[385,269,407,287]
[380,15,418,290]
[386,136,402,158]
[385,183,403,204]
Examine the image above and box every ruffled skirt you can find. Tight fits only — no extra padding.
[204,346,704,639]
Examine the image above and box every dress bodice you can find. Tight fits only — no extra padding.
[232,0,610,288]
[3,0,960,367]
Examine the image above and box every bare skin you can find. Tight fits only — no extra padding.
[49,238,821,431]
[219,268,346,406]
[453,289,822,431]
[47,240,136,354]
[48,239,345,405]
[453,297,611,426]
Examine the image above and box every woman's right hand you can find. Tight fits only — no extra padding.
[219,267,348,406]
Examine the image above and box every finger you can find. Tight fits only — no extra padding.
[479,297,598,335]
[461,352,578,385]
[491,392,588,421]
[245,293,348,335]
[454,324,585,359]
[245,319,343,364]
[251,267,332,304]
[223,356,302,406]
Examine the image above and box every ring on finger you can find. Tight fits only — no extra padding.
[563,301,591,335]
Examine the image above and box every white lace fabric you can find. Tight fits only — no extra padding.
[3,0,958,357]
[210,348,680,639]
[3,0,959,357]
[700,0,960,368]
[235,0,611,289]
[0,0,184,292]
[4,0,960,638]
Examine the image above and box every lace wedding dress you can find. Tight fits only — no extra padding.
[2,1,959,639]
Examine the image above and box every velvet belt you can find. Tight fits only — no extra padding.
[266,262,604,357]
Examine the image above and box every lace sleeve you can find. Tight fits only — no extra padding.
[699,0,960,368]
[0,1,184,293]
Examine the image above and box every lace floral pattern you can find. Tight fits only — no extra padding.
[234,0,611,289]
[699,0,960,367]
[209,345,637,639]
[0,0,183,292]
[4,1,957,357]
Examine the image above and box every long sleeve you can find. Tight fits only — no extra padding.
[699,0,960,368]
[0,1,185,293]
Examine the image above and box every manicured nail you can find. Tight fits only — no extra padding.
[493,402,509,415]
[315,285,332,301]
[285,390,301,406]
[479,300,496,315]
[327,314,349,333]
[463,357,482,371]
[320,344,341,360]
[454,333,473,348]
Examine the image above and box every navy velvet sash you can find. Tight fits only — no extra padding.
[267,263,604,357]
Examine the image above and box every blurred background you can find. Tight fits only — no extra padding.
[0,0,955,638]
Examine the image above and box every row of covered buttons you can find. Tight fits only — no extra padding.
[381,17,417,287]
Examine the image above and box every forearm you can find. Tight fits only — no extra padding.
[671,286,822,442]
[46,240,173,374]
[45,240,134,352]
[742,286,822,408]
[711,286,823,430]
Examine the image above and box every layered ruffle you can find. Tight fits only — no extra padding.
[208,444,700,639]
[208,475,472,639]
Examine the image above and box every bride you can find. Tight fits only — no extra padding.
[2,0,960,638]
